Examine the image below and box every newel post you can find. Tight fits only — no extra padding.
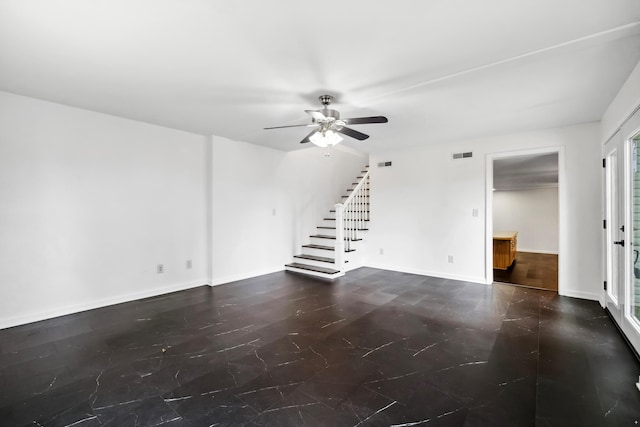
[334,203,345,272]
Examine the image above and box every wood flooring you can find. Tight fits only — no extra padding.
[493,251,558,292]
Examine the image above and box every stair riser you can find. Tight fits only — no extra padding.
[322,219,370,229]
[309,236,336,245]
[316,228,337,237]
[285,266,344,280]
[309,236,368,245]
[315,227,368,237]
[301,249,356,263]
[293,257,336,269]
[302,247,335,257]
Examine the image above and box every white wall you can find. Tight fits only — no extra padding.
[366,123,602,300]
[602,60,640,142]
[210,137,366,285]
[0,91,209,328]
[493,188,559,254]
[0,90,367,328]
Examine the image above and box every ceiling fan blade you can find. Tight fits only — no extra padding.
[337,126,370,141]
[342,116,388,125]
[305,110,326,121]
[300,130,318,144]
[264,124,317,130]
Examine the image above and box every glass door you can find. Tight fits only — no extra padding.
[606,107,640,356]
[623,131,640,353]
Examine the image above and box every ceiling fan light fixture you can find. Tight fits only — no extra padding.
[310,130,342,147]
[264,94,388,146]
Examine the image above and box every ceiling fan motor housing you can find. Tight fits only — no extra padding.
[320,109,340,120]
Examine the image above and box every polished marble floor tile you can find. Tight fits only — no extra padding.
[1,267,639,426]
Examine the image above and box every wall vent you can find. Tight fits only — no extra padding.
[377,161,392,167]
[452,152,473,159]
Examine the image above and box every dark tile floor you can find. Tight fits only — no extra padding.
[493,252,558,292]
[1,267,639,426]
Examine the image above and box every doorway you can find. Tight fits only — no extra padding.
[485,147,565,295]
[491,153,559,292]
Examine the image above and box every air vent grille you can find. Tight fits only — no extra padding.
[452,152,473,159]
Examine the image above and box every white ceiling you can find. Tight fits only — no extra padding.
[1,1,639,152]
[494,153,558,191]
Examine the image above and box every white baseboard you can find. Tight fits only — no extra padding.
[364,263,486,285]
[560,289,600,301]
[209,266,284,287]
[0,279,210,330]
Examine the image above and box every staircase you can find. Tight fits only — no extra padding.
[285,166,370,279]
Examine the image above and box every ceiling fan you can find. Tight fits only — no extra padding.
[264,95,388,147]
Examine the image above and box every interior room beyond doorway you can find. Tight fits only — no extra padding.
[492,153,559,292]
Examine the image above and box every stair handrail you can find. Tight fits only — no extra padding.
[334,169,370,272]
[342,170,370,207]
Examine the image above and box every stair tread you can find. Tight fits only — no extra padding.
[302,244,357,253]
[294,254,335,263]
[341,197,370,201]
[310,235,362,241]
[285,263,340,275]
[323,218,369,221]
[317,226,369,231]
[302,244,334,251]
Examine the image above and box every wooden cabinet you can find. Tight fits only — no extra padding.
[493,231,517,270]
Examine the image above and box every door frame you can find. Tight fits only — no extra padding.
[618,119,640,354]
[485,146,566,295]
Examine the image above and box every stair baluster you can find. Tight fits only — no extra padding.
[334,204,345,271]
[337,169,370,268]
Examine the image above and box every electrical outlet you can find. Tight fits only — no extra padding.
[472,208,479,217]
[186,260,192,269]
[448,255,454,263]
[157,264,164,274]
[379,248,384,255]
